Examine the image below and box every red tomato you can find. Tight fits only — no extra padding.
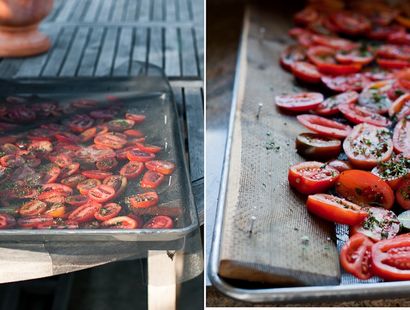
[314,91,358,116]
[336,170,395,210]
[389,94,410,120]
[335,49,374,65]
[145,160,175,175]
[129,192,159,209]
[42,183,73,196]
[397,178,410,210]
[1,143,20,155]
[393,119,410,155]
[291,61,321,83]
[116,146,135,160]
[340,233,374,280]
[306,194,368,225]
[39,164,61,184]
[297,114,352,139]
[141,171,165,189]
[135,143,162,154]
[307,46,336,66]
[96,157,118,171]
[61,174,87,188]
[288,161,339,195]
[68,202,101,223]
[89,109,116,120]
[88,185,115,203]
[44,203,66,218]
[94,132,127,149]
[54,132,79,144]
[338,103,391,127]
[275,93,323,112]
[125,113,146,124]
[358,81,393,114]
[17,216,54,229]
[77,178,101,195]
[321,73,370,92]
[68,114,94,133]
[377,58,410,69]
[330,11,371,36]
[311,34,357,50]
[71,99,98,109]
[372,155,410,190]
[343,124,393,169]
[280,45,306,71]
[377,45,410,61]
[81,170,112,180]
[8,106,36,123]
[76,145,116,165]
[371,234,410,281]
[107,119,135,132]
[0,154,25,168]
[0,214,16,229]
[79,126,108,142]
[19,200,47,217]
[120,161,145,179]
[48,153,72,168]
[65,195,89,207]
[317,62,362,76]
[94,203,122,221]
[143,215,174,229]
[294,6,319,25]
[59,162,80,179]
[102,175,127,198]
[124,129,145,138]
[126,149,155,162]
[38,190,66,204]
[327,159,352,172]
[101,216,137,229]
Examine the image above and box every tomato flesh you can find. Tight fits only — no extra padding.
[275,93,323,112]
[145,160,175,175]
[393,119,410,156]
[295,133,341,160]
[297,114,352,139]
[338,103,391,127]
[141,171,165,189]
[129,192,159,209]
[397,179,410,210]
[314,91,358,116]
[94,203,122,221]
[101,216,137,229]
[143,215,174,229]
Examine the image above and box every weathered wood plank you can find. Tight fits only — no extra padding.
[95,28,119,76]
[55,0,77,22]
[113,28,133,76]
[178,0,191,21]
[124,0,139,21]
[97,0,115,22]
[180,28,198,76]
[111,0,127,22]
[166,0,177,21]
[165,28,181,77]
[152,0,163,21]
[148,27,163,69]
[83,0,102,22]
[77,27,105,76]
[139,0,151,22]
[130,28,148,75]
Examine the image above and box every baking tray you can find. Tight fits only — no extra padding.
[208,5,410,304]
[0,74,198,243]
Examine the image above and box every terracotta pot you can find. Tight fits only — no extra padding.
[0,0,53,57]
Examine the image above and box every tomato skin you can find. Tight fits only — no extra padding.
[297,114,352,139]
[119,161,145,179]
[140,171,165,189]
[134,143,162,154]
[311,34,357,51]
[291,61,322,83]
[68,202,101,223]
[336,170,395,210]
[77,178,101,195]
[295,133,341,160]
[124,129,145,138]
[126,149,155,162]
[88,185,115,203]
[314,91,358,116]
[307,194,368,225]
[338,103,391,127]
[19,200,47,217]
[397,179,410,210]
[371,234,410,281]
[129,192,159,209]
[393,119,410,156]
[17,216,54,229]
[377,58,410,69]
[335,50,373,66]
[275,93,323,112]
[321,74,370,93]
[125,113,146,124]
[0,213,16,229]
[101,216,137,229]
[317,62,362,76]
[65,195,89,207]
[145,160,176,175]
[81,170,112,180]
[94,203,122,221]
[340,233,374,280]
[280,45,306,71]
[288,161,339,195]
[143,215,174,229]
[389,94,410,120]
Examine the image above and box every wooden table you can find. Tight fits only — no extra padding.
[0,0,203,309]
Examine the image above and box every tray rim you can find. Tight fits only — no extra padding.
[207,6,410,303]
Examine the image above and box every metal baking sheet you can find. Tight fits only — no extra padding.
[208,5,410,303]
[0,75,198,242]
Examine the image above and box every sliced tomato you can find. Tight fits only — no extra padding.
[371,234,410,281]
[125,113,146,124]
[340,233,374,280]
[39,164,61,184]
[94,132,127,149]
[59,162,80,179]
[307,194,368,225]
[336,170,395,210]
[71,99,98,109]
[81,170,112,180]
[68,202,101,223]
[327,159,352,172]
[79,126,108,142]
[19,200,47,217]
[140,171,165,189]
[124,129,145,138]
[65,195,89,207]
[291,61,321,83]
[119,161,144,179]
[377,58,410,69]
[336,49,374,65]
[38,190,66,204]
[101,216,137,229]
[338,103,391,127]
[48,153,72,168]
[275,93,323,112]
[311,34,357,50]
[306,46,337,66]
[88,185,115,203]
[0,213,16,229]
[94,203,122,221]
[397,178,410,210]
[143,215,174,229]
[134,143,162,154]
[393,119,410,155]
[317,62,362,76]
[68,114,94,133]
[331,11,371,36]
[294,6,319,25]
[280,45,306,71]
[145,160,175,175]
[0,155,25,168]
[107,119,135,132]
[61,174,87,188]
[295,133,341,160]
[17,216,54,229]
[389,94,410,120]
[288,161,339,195]
[321,73,370,92]
[1,143,20,155]
[116,146,135,160]
[7,106,36,123]
[76,145,116,165]
[358,81,393,114]
[95,157,118,171]
[129,192,159,209]
[54,132,79,144]
[314,91,358,116]
[90,109,116,120]
[102,175,127,198]
[343,123,393,169]
[372,155,410,190]
[77,178,101,195]
[44,203,66,218]
[297,114,351,139]
[126,149,156,162]
[377,45,410,61]
[42,183,73,196]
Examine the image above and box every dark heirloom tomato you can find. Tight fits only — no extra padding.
[297,114,351,139]
[393,119,410,156]
[336,170,395,210]
[330,11,371,36]
[397,179,410,210]
[135,143,161,154]
[0,213,16,229]
[280,45,306,71]
[314,91,358,116]
[371,234,410,281]
[343,124,393,169]
[17,217,54,229]
[143,215,174,229]
[68,202,101,223]
[372,155,410,190]
[61,174,87,188]
[107,119,135,132]
[119,161,144,179]
[275,93,323,112]
[307,194,368,225]
[358,81,393,114]
[127,149,155,162]
[102,175,127,198]
[94,132,128,149]
[19,200,47,217]
[65,195,89,207]
[288,161,339,195]
[129,192,159,209]
[81,170,112,180]
[125,113,146,124]
[327,159,352,173]
[340,233,374,280]
[77,178,101,195]
[338,103,391,127]
[94,203,122,221]
[389,94,410,120]
[295,133,341,160]
[101,216,137,229]
[141,171,165,189]
[145,160,175,175]
[291,61,321,83]
[88,185,115,203]
[321,74,369,93]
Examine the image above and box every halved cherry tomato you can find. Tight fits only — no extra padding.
[44,203,66,218]
[372,234,410,281]
[288,161,339,195]
[90,109,116,120]
[68,114,94,133]
[119,161,144,179]
[54,132,79,144]
[294,6,319,25]
[59,162,80,179]
[39,164,61,184]
[336,49,373,65]
[336,170,395,210]
[94,203,122,221]
[96,157,118,171]
[397,178,410,210]
[42,183,73,196]
[107,119,135,132]
[127,149,155,162]
[125,113,146,124]
[291,61,321,83]
[143,215,174,229]
[393,118,410,156]
[135,143,162,154]
[145,160,175,175]
[76,145,116,165]
[94,132,127,149]
[377,58,410,69]
[331,11,371,36]
[321,73,369,92]
[317,62,362,76]
[314,91,358,116]
[48,153,72,168]
[68,202,101,223]
[311,34,357,50]
[61,174,87,188]
[372,155,410,190]
[81,170,112,180]
[275,93,323,112]
[71,99,98,109]
[124,129,145,138]
[377,45,410,61]
[102,175,127,198]
[307,194,368,225]
[88,185,115,203]
[340,233,374,280]
[17,216,54,229]
[0,213,16,229]
[297,114,351,139]
[307,46,336,66]
[116,146,135,160]
[38,190,66,204]
[295,133,341,160]
[19,200,47,217]
[129,192,159,209]
[327,159,352,172]
[141,171,165,189]
[338,103,391,127]
[389,94,410,120]
[101,216,137,229]
[0,155,24,168]
[280,45,306,71]
[79,126,108,142]
[66,195,89,207]
[77,178,101,195]
[343,124,393,169]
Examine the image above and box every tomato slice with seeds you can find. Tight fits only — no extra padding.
[145,160,175,175]
[17,216,54,229]
[65,195,89,207]
[358,81,393,114]
[19,200,47,217]
[389,94,410,120]
[101,216,137,229]
[275,93,323,112]
[314,91,358,116]
[393,119,410,156]
[68,202,101,223]
[119,161,145,179]
[77,178,101,195]
[306,46,336,66]
[331,11,371,36]
[129,192,159,209]
[125,113,146,124]
[311,34,357,50]
[44,203,66,218]
[280,45,306,71]
[340,233,374,280]
[371,155,410,190]
[335,49,374,66]
[0,155,25,168]
[135,143,162,154]
[377,58,410,69]
[88,185,115,203]
[0,213,16,229]
[291,61,321,83]
[288,161,339,195]
[338,103,392,127]
[42,183,73,196]
[38,190,66,204]
[397,178,410,210]
[336,170,395,210]
[94,203,122,221]
[61,174,87,188]
[141,171,165,189]
[102,175,127,198]
[297,114,351,139]
[107,119,135,132]
[295,133,341,160]
[81,170,112,180]
[94,132,127,150]
[127,149,156,162]
[321,73,370,92]
[143,215,174,229]
[96,157,118,171]
[343,123,393,169]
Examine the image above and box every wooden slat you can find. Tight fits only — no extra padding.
[178,0,191,21]
[111,0,127,22]
[77,27,105,76]
[82,0,102,22]
[95,28,119,76]
[180,28,198,76]
[124,0,139,21]
[97,0,115,22]
[194,26,203,77]
[113,28,133,76]
[68,0,90,22]
[165,28,181,77]
[130,28,148,75]
[139,0,151,22]
[55,0,77,22]
[152,0,164,21]
[60,27,90,77]
[148,27,163,69]
[166,0,177,21]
